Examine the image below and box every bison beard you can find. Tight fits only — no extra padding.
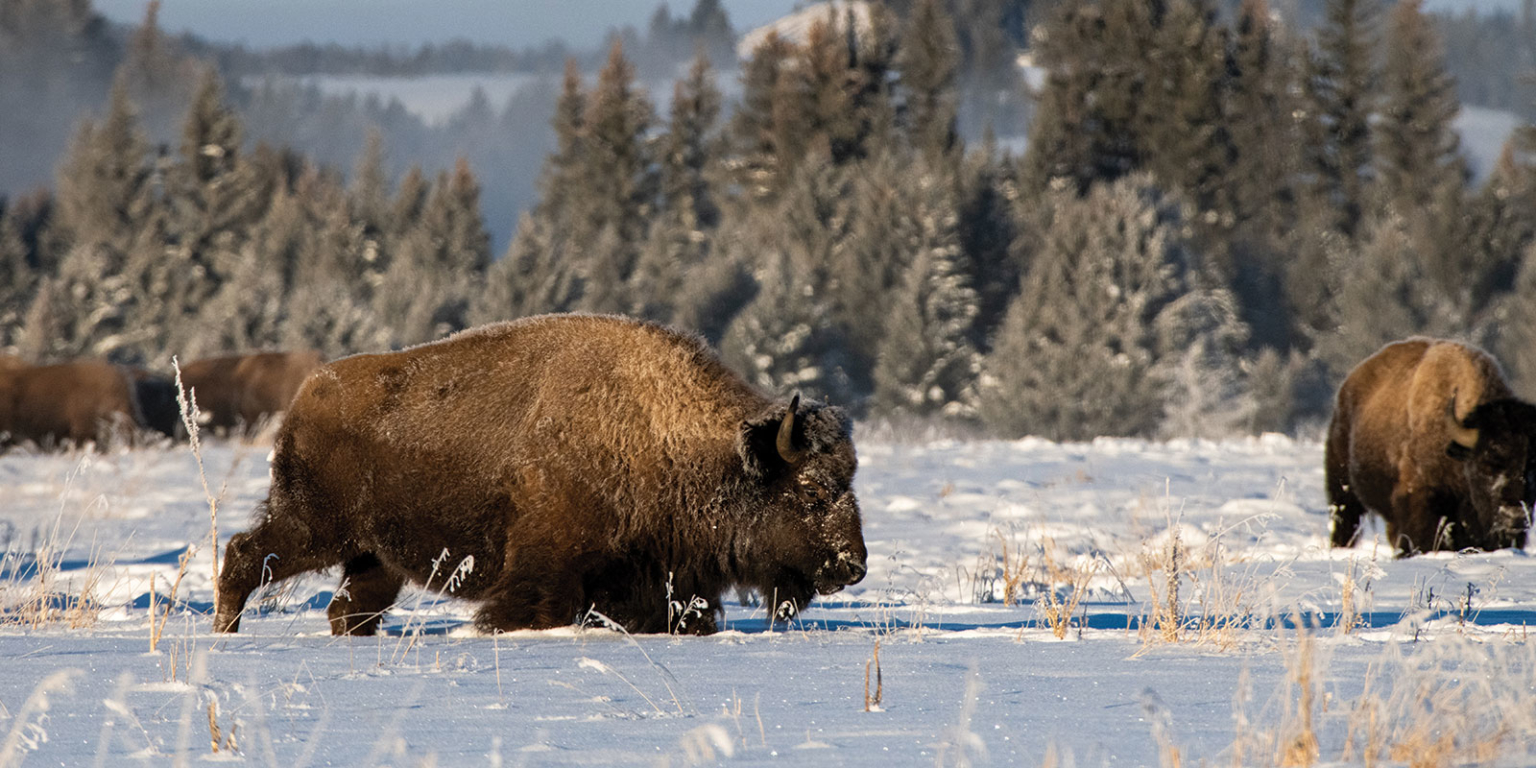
[214,314,868,635]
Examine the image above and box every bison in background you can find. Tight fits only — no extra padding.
[0,360,172,450]
[1327,338,1536,555]
[215,314,868,636]
[178,351,322,435]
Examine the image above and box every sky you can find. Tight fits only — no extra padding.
[91,0,805,49]
[90,0,1528,51]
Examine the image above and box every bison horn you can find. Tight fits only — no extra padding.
[1447,393,1479,451]
[776,393,805,464]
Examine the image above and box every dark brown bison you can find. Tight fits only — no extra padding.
[178,350,323,434]
[0,360,152,449]
[127,367,183,440]
[215,314,868,636]
[1327,338,1536,555]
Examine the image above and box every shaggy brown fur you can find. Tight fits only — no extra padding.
[0,360,145,449]
[215,314,868,636]
[1327,338,1536,554]
[178,351,323,434]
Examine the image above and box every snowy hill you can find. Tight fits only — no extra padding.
[737,0,876,59]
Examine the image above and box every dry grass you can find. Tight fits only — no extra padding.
[1034,535,1097,640]
[863,639,883,712]
[972,526,1031,606]
[1223,619,1536,768]
[0,464,118,631]
[1131,507,1282,652]
[147,546,193,654]
[171,358,220,619]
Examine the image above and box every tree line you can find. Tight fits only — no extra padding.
[3,0,1536,442]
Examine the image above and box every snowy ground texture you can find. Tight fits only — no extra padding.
[4,435,1536,767]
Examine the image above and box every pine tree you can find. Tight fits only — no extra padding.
[475,61,589,323]
[112,0,194,143]
[632,52,722,322]
[45,81,156,361]
[1226,0,1306,349]
[573,40,656,314]
[1463,142,1536,313]
[542,59,588,220]
[192,186,302,355]
[1141,0,1236,272]
[977,175,1202,440]
[388,164,429,241]
[1300,0,1380,240]
[957,145,1020,351]
[1154,289,1254,438]
[474,210,583,324]
[794,11,861,165]
[717,153,858,403]
[1374,0,1471,318]
[727,32,795,204]
[720,250,855,404]
[351,127,390,237]
[282,177,389,358]
[55,80,154,252]
[836,150,915,361]
[898,0,960,159]
[376,158,490,345]
[0,208,34,351]
[137,66,265,363]
[1375,0,1464,213]
[870,171,980,419]
[1492,241,1536,399]
[1020,0,1153,193]
[1314,208,1459,379]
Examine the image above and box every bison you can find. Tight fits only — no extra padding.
[178,350,323,435]
[214,314,868,636]
[0,360,159,449]
[1327,338,1536,555]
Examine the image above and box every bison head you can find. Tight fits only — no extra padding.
[737,394,868,619]
[1445,398,1536,548]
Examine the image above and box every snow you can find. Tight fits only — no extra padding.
[736,1,876,61]
[4,435,1536,765]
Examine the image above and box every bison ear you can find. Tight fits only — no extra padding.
[738,394,803,479]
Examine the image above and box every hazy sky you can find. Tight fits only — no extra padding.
[92,0,805,49]
[91,0,1524,51]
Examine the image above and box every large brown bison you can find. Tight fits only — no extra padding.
[0,360,154,449]
[1327,338,1536,555]
[178,350,323,434]
[215,314,868,636]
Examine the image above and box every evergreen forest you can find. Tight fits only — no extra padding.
[3,0,1536,441]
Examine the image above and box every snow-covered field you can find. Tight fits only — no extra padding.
[3,435,1536,766]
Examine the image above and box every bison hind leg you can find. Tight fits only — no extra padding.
[1326,472,1367,548]
[328,554,406,636]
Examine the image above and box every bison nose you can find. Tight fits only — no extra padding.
[846,560,867,585]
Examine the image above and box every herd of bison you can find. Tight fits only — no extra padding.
[3,314,1536,635]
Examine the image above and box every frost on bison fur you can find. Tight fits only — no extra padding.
[1327,338,1536,555]
[215,314,868,636]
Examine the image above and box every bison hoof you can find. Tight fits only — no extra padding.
[213,612,241,633]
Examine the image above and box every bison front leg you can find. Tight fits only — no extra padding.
[473,555,589,633]
[328,554,406,636]
[1388,489,1457,556]
[215,516,337,633]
